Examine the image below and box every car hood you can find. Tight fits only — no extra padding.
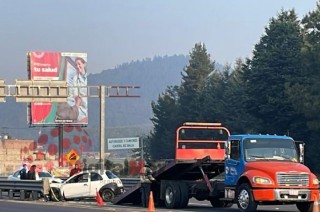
[49,178,64,183]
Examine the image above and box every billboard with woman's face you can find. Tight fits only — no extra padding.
[28,51,88,125]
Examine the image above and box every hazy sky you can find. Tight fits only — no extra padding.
[0,0,318,83]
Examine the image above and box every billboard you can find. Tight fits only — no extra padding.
[28,51,88,125]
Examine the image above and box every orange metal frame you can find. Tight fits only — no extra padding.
[175,123,231,160]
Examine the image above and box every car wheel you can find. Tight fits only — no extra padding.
[100,189,115,202]
[50,188,61,201]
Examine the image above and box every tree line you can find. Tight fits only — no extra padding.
[146,4,320,174]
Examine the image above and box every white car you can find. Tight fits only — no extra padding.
[49,170,124,202]
[8,170,63,183]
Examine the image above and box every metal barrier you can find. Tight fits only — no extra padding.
[0,179,47,200]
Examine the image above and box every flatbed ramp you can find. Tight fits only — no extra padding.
[113,156,224,205]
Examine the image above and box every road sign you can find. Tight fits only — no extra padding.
[107,137,139,150]
[66,149,80,165]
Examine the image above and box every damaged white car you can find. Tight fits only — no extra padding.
[49,170,124,202]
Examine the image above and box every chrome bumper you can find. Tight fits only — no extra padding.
[274,189,310,201]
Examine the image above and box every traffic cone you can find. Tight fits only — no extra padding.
[147,191,155,212]
[96,190,104,206]
[313,194,319,212]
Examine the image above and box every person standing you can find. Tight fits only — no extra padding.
[19,163,28,180]
[27,165,37,180]
[140,163,155,207]
[70,164,82,177]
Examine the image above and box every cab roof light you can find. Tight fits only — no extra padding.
[183,122,222,126]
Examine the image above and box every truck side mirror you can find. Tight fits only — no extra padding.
[226,141,231,159]
[299,143,304,164]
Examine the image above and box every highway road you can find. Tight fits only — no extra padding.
[0,198,302,212]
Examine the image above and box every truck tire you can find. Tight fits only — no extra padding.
[164,182,181,209]
[296,202,314,212]
[178,182,189,208]
[100,188,115,202]
[236,183,257,212]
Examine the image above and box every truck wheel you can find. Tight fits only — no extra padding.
[178,182,189,208]
[164,182,181,209]
[236,183,257,212]
[100,189,115,202]
[296,202,314,212]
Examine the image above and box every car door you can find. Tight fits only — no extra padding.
[89,172,104,197]
[62,173,90,198]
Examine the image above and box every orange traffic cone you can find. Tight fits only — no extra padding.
[314,194,319,212]
[147,191,155,212]
[96,190,104,206]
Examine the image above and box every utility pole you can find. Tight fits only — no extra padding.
[141,137,144,161]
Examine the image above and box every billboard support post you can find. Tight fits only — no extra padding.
[59,125,64,167]
[100,86,105,172]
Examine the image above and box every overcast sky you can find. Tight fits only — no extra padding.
[0,0,318,83]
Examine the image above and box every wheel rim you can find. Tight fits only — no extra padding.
[165,186,173,205]
[102,191,111,201]
[238,189,249,209]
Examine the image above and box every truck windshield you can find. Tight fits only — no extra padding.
[244,138,298,162]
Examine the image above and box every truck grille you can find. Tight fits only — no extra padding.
[277,173,309,186]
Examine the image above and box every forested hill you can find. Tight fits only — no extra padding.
[88,55,188,132]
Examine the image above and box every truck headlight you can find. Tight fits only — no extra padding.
[253,176,272,184]
[313,178,319,185]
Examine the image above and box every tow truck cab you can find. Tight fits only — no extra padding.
[225,134,319,212]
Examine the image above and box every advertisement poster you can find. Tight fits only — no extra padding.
[28,51,88,125]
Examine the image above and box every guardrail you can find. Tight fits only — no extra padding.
[0,179,48,200]
[0,177,139,201]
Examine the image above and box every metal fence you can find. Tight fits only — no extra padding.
[0,179,47,200]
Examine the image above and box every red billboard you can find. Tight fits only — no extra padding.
[28,52,88,125]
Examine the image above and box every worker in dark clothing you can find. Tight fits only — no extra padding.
[140,163,155,207]
[20,163,28,180]
[27,165,37,180]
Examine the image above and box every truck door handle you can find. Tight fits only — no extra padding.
[83,184,88,186]
[228,160,239,166]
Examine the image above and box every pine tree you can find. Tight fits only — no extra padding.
[149,86,180,159]
[243,9,305,135]
[178,43,215,122]
[290,2,320,132]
